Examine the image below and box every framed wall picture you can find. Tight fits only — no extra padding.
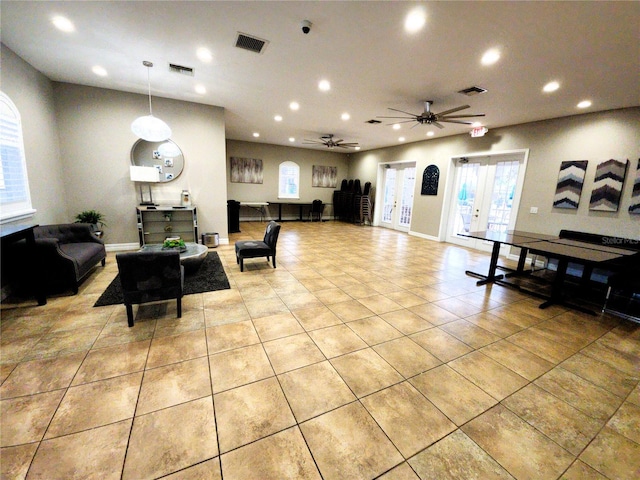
[589,158,628,212]
[230,157,263,184]
[312,165,338,188]
[553,160,588,209]
[629,158,640,214]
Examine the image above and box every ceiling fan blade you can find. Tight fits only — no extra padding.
[386,119,419,125]
[303,139,327,144]
[339,143,359,146]
[410,122,422,129]
[440,119,474,125]
[388,107,419,116]
[334,139,344,143]
[436,105,470,116]
[377,115,416,119]
[433,122,445,129]
[441,113,486,119]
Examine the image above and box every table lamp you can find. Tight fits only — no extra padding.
[130,165,160,205]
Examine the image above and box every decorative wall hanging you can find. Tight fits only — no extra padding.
[552,160,588,209]
[589,158,628,212]
[312,165,338,188]
[421,165,439,195]
[629,158,640,214]
[230,157,263,184]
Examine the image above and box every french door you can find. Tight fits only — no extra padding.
[380,163,416,232]
[447,152,526,252]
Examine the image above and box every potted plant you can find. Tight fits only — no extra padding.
[75,210,106,238]
[162,238,186,252]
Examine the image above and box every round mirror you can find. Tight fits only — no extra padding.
[130,139,184,182]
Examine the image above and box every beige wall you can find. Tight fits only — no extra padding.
[53,83,227,245]
[351,108,640,239]
[226,140,351,220]
[1,44,67,225]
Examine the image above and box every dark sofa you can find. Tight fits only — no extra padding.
[34,223,106,294]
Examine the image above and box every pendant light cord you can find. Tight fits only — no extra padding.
[146,65,153,116]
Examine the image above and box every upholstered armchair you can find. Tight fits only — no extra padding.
[235,221,281,272]
[34,223,106,294]
[115,250,184,327]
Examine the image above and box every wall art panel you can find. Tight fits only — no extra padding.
[589,159,628,212]
[312,165,337,188]
[230,157,263,184]
[553,160,588,209]
[629,158,640,214]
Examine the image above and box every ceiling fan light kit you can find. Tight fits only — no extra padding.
[378,100,485,130]
[131,61,172,142]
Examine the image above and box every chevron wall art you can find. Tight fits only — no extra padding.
[589,158,628,212]
[629,158,640,214]
[553,160,588,209]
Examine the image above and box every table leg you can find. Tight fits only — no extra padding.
[465,240,505,286]
[539,258,594,314]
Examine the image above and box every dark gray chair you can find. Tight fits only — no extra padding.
[309,200,324,222]
[115,250,184,327]
[235,221,281,272]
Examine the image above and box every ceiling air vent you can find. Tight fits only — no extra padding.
[365,119,382,124]
[169,63,194,76]
[235,32,269,54]
[458,86,487,96]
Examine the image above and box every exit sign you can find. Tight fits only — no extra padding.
[470,126,488,137]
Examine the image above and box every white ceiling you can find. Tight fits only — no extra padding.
[2,1,638,152]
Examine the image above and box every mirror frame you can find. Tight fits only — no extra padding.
[130,139,184,182]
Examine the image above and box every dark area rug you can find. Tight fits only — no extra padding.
[94,251,230,307]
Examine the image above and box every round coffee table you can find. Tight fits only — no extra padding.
[141,242,208,273]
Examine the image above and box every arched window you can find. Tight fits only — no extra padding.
[1,91,35,222]
[278,161,300,199]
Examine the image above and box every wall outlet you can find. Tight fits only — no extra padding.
[530,206,538,214]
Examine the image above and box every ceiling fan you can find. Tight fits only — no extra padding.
[378,100,485,129]
[302,134,359,149]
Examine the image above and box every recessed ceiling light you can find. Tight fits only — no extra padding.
[577,100,592,109]
[195,84,206,94]
[274,115,283,122]
[398,137,405,142]
[393,124,401,130]
[253,132,260,138]
[355,146,361,150]
[289,137,295,142]
[196,47,212,63]
[341,113,350,121]
[318,80,331,91]
[405,8,426,33]
[543,81,560,93]
[289,101,300,111]
[481,48,500,66]
[52,15,75,32]
[92,66,107,77]
[426,131,434,137]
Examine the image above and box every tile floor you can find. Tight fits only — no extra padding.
[1,221,639,480]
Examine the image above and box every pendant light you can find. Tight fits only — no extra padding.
[131,61,172,142]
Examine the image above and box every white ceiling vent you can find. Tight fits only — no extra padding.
[235,32,269,54]
[458,86,487,96]
[169,63,194,76]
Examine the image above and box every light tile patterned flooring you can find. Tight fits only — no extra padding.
[1,221,639,479]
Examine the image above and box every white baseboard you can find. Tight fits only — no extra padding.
[409,230,441,242]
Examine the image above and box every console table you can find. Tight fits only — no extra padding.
[136,206,198,246]
[0,224,47,305]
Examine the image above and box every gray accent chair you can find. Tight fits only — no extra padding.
[116,250,184,327]
[235,221,281,272]
[34,223,106,294]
